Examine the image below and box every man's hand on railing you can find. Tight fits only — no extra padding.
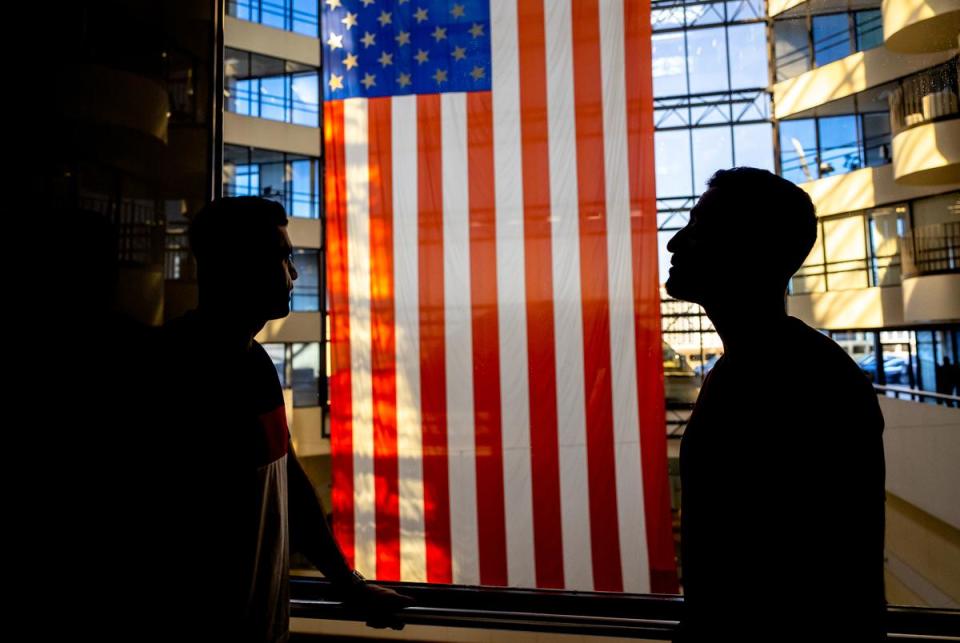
[335,570,415,630]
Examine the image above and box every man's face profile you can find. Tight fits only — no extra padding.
[665,187,730,306]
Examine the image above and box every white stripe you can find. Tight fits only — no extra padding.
[544,0,593,591]
[491,0,536,589]
[442,91,480,586]
[344,97,376,579]
[599,0,651,594]
[392,94,427,583]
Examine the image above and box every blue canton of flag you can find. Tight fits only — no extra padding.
[322,0,492,100]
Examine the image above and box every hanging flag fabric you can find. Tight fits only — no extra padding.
[324,0,677,593]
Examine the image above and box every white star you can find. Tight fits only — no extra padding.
[343,52,359,70]
[451,4,465,18]
[397,72,412,88]
[361,72,376,89]
[432,25,447,42]
[341,12,358,29]
[415,49,429,64]
[452,46,466,61]
[377,10,392,26]
[361,31,376,48]
[378,51,393,67]
[414,7,428,23]
[327,32,344,50]
[395,30,411,46]
[433,68,448,84]
[324,0,341,9]
[469,22,485,38]
[361,0,375,6]
[328,73,344,90]
[470,65,486,81]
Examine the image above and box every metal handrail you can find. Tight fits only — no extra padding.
[290,577,960,640]
[875,384,960,406]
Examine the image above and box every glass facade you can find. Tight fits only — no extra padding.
[773,7,883,82]
[225,48,320,127]
[223,145,322,218]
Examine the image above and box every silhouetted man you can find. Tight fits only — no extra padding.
[152,197,410,642]
[666,169,886,641]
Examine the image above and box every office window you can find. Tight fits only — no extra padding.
[868,206,905,286]
[228,0,319,37]
[292,342,321,407]
[224,145,321,218]
[817,115,861,176]
[774,18,810,81]
[823,214,869,290]
[855,9,883,51]
[862,112,892,167]
[812,13,852,68]
[225,48,320,127]
[264,343,288,387]
[779,119,817,184]
[292,248,320,312]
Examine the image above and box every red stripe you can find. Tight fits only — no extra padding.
[467,91,508,586]
[325,100,355,567]
[368,97,400,581]
[417,93,453,584]
[571,0,623,592]
[624,0,679,594]
[517,0,564,590]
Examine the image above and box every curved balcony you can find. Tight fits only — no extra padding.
[890,58,960,185]
[901,221,960,323]
[883,0,960,53]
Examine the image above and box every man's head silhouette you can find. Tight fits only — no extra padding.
[666,167,816,311]
[189,196,298,322]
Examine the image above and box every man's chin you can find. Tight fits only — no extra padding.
[665,276,701,304]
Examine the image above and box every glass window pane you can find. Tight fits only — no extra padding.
[818,115,861,176]
[292,342,321,407]
[733,123,774,171]
[291,72,320,127]
[687,27,729,94]
[264,343,287,387]
[292,248,320,312]
[655,129,693,197]
[855,9,883,52]
[652,6,684,31]
[812,13,852,67]
[261,0,288,30]
[728,23,768,90]
[259,76,287,122]
[652,32,688,97]
[291,159,317,218]
[774,19,810,81]
[825,215,867,263]
[726,0,764,22]
[686,2,725,27]
[260,159,285,201]
[779,119,817,184]
[692,126,733,194]
[862,112,891,167]
[293,0,319,36]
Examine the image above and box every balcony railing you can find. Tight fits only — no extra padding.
[901,221,960,278]
[290,577,960,640]
[889,57,959,136]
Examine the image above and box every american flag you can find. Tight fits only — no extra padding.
[324,0,677,593]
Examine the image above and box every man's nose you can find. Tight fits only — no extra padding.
[666,225,688,253]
